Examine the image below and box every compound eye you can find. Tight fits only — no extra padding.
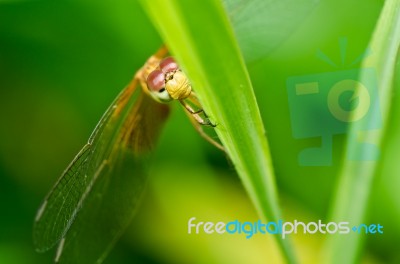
[147,70,165,92]
[160,57,179,73]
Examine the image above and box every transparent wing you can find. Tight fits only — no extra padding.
[33,47,169,255]
[55,93,169,263]
[32,81,133,252]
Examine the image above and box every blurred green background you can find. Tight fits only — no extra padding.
[1,0,398,263]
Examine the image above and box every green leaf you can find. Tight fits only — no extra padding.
[139,0,296,263]
[224,0,319,62]
[323,0,400,263]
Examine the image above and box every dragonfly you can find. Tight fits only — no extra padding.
[33,46,223,263]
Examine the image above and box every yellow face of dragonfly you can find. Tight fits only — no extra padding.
[146,57,192,102]
[165,70,191,100]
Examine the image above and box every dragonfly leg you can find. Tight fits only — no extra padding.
[189,108,205,115]
[179,100,215,127]
[179,100,224,151]
[183,92,216,119]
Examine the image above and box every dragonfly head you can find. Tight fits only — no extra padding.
[147,69,172,103]
[165,70,192,100]
[146,57,192,103]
